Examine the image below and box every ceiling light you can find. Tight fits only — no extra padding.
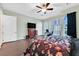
[36,3,53,14]
[42,9,46,12]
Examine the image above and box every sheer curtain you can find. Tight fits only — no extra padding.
[63,15,68,36]
[53,19,61,35]
[42,15,68,36]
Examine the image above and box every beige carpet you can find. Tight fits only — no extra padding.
[0,39,30,56]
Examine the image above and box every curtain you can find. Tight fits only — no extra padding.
[67,12,76,38]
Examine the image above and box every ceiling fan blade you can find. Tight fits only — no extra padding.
[36,6,42,9]
[47,8,53,10]
[46,3,50,7]
[37,10,41,13]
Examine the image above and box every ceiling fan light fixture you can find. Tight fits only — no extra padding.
[42,8,46,12]
[36,3,53,14]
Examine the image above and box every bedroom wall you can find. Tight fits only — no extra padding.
[17,15,42,39]
[3,10,42,40]
[42,5,79,38]
[2,5,79,39]
[57,5,79,38]
[0,6,4,47]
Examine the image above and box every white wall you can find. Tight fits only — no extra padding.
[0,7,3,46]
[17,16,42,39]
[42,5,79,38]
[36,22,42,35]
[57,5,79,38]
[3,10,42,39]
[2,5,79,40]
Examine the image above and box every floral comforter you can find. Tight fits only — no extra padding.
[25,35,72,56]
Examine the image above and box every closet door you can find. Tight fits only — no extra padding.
[3,15,17,42]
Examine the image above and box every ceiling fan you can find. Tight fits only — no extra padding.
[36,3,53,14]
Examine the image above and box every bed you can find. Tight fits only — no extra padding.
[24,35,73,56]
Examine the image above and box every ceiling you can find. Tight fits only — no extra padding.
[1,3,79,20]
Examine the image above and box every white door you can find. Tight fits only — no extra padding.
[3,15,17,42]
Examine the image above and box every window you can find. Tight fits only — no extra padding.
[42,15,68,36]
[53,19,61,35]
[63,16,68,36]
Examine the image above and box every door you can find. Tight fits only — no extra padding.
[3,15,17,42]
